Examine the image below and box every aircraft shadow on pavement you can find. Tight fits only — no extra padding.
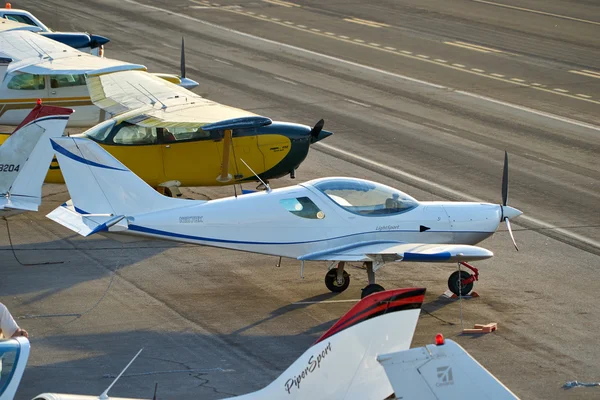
[17,330,306,400]
[0,236,180,300]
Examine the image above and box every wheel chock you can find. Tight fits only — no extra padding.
[462,322,497,334]
[442,290,480,299]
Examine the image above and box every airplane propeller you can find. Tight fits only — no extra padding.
[309,119,333,144]
[500,151,522,251]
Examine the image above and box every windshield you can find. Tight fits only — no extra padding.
[312,178,418,216]
[0,340,20,396]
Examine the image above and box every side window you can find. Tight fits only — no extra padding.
[280,197,325,219]
[4,14,36,26]
[49,74,86,88]
[113,124,157,145]
[160,127,211,143]
[6,73,45,90]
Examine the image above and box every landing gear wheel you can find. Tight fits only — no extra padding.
[448,270,474,296]
[361,283,385,299]
[325,269,350,293]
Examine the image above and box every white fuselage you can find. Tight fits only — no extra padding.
[122,184,503,259]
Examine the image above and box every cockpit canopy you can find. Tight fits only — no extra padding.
[309,178,418,216]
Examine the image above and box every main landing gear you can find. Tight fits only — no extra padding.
[324,261,385,299]
[447,261,479,296]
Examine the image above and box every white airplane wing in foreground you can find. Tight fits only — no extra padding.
[86,70,258,126]
[232,287,426,400]
[379,338,520,399]
[0,104,73,215]
[299,241,494,263]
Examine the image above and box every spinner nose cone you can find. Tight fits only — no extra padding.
[502,205,522,220]
[311,129,333,144]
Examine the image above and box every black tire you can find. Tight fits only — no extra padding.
[361,283,385,299]
[448,270,474,296]
[325,269,350,293]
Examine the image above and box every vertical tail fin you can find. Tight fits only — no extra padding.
[49,137,188,220]
[233,288,425,400]
[0,105,73,212]
[378,338,519,399]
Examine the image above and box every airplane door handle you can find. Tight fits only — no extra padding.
[51,91,56,94]
[165,145,171,148]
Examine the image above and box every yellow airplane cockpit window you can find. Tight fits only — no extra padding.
[6,73,45,90]
[49,74,86,88]
[159,127,212,143]
[113,124,158,145]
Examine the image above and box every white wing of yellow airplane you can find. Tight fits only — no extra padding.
[86,69,257,127]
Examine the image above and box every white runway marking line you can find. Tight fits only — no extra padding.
[570,69,600,79]
[213,58,233,66]
[183,0,600,105]
[369,43,380,47]
[293,299,360,304]
[344,17,389,28]
[554,88,569,93]
[384,46,396,50]
[435,59,447,63]
[316,142,600,250]
[345,98,371,107]
[452,63,466,68]
[262,0,300,7]
[576,94,592,98]
[471,68,484,72]
[472,0,600,26]
[445,41,503,54]
[273,76,298,85]
[129,0,600,110]
[511,78,525,82]
[417,54,429,58]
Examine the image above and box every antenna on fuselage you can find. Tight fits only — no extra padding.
[240,158,271,193]
[99,348,143,400]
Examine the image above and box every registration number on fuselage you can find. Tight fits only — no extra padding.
[0,164,20,172]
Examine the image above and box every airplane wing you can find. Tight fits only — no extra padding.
[298,241,493,263]
[85,70,258,126]
[0,18,42,32]
[0,30,145,74]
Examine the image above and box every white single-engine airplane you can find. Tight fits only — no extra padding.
[0,103,72,217]
[16,289,518,399]
[47,133,522,297]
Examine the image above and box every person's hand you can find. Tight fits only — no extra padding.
[11,328,28,339]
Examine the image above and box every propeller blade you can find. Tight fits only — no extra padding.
[502,151,509,206]
[310,119,324,143]
[180,37,186,79]
[504,217,519,251]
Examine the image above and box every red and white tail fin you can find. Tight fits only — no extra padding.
[0,105,73,214]
[232,288,426,400]
[379,337,519,399]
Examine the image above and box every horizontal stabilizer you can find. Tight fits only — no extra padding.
[299,241,493,263]
[379,339,519,399]
[46,202,127,237]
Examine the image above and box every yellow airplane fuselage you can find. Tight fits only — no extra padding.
[0,133,293,187]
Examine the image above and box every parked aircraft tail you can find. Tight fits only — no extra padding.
[47,137,192,235]
[233,288,425,400]
[0,105,72,214]
[379,337,519,399]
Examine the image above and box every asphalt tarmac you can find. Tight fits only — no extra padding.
[1,1,599,399]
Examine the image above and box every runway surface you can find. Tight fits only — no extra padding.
[1,0,599,399]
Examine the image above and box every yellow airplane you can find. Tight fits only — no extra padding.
[0,70,332,195]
